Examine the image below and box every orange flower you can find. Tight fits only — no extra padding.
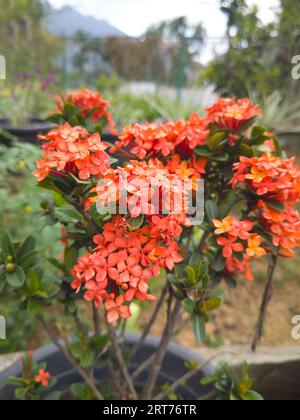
[105,294,131,324]
[35,369,51,388]
[217,236,244,258]
[231,153,300,204]
[33,123,110,181]
[213,217,235,235]
[56,88,116,134]
[246,235,266,257]
[72,210,186,323]
[213,217,253,240]
[91,159,192,218]
[111,116,209,160]
[206,98,260,130]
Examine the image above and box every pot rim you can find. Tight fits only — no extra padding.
[0,117,55,134]
[0,333,214,393]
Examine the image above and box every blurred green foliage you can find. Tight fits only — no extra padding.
[203,0,300,98]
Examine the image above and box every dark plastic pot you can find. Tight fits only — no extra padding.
[0,118,55,146]
[0,333,214,400]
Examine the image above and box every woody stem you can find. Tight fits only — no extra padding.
[129,282,169,359]
[141,289,182,399]
[251,252,278,352]
[106,321,138,399]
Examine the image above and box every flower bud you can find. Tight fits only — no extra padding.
[6,263,16,272]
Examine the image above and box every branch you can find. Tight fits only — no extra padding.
[141,294,182,399]
[39,316,105,401]
[131,354,156,380]
[129,283,169,359]
[106,322,138,399]
[92,304,101,336]
[251,253,278,352]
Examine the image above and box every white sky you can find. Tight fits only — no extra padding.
[48,0,280,61]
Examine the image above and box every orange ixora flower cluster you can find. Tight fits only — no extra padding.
[206,98,261,131]
[33,123,110,181]
[71,214,186,324]
[213,217,266,282]
[88,159,193,218]
[56,88,116,133]
[111,114,210,160]
[231,153,300,202]
[231,153,300,258]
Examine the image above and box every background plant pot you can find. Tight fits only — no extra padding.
[0,118,55,146]
[0,333,214,400]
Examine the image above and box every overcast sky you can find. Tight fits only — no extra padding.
[47,0,280,61]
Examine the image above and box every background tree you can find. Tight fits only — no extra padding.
[0,0,61,80]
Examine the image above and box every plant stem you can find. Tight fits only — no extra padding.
[141,294,182,400]
[73,309,87,336]
[106,322,138,400]
[198,230,210,254]
[39,316,105,401]
[153,351,236,400]
[92,304,101,336]
[251,253,278,352]
[131,354,156,380]
[129,283,168,359]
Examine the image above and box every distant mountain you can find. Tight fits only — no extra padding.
[44,4,126,38]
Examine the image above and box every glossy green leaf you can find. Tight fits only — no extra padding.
[6,266,25,288]
[192,314,206,343]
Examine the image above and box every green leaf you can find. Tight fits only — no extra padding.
[207,132,227,150]
[71,383,87,400]
[1,233,15,259]
[251,126,267,138]
[64,102,76,118]
[238,379,253,396]
[200,297,223,313]
[17,250,38,270]
[239,143,253,157]
[242,390,264,401]
[194,146,214,157]
[219,192,241,219]
[128,215,144,231]
[6,266,25,288]
[205,200,219,222]
[186,266,196,287]
[272,135,282,157]
[213,250,226,272]
[64,247,79,274]
[182,298,196,313]
[0,273,7,293]
[27,299,42,316]
[265,199,285,212]
[26,269,41,295]
[192,314,206,343]
[55,206,83,223]
[15,387,29,400]
[45,391,62,401]
[212,153,230,162]
[16,236,36,259]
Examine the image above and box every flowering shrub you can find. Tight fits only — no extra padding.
[49,88,117,134]
[2,89,299,400]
